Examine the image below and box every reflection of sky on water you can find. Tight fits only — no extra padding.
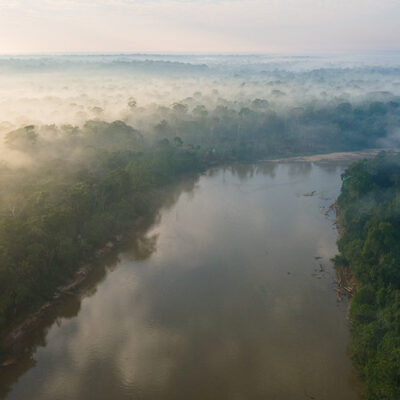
[6,162,360,400]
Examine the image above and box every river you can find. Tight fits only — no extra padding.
[1,160,360,400]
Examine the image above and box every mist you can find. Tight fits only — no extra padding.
[1,53,399,168]
[1,52,400,400]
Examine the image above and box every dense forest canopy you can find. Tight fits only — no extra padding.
[335,152,400,400]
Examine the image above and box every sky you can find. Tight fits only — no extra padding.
[0,0,399,54]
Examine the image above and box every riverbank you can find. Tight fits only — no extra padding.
[329,202,355,304]
[0,222,140,365]
[266,148,400,163]
[1,238,120,361]
[332,152,400,399]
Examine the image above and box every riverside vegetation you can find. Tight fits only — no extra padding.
[0,121,203,340]
[334,152,400,400]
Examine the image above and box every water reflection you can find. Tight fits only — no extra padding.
[2,162,360,400]
[0,176,198,399]
[287,161,312,178]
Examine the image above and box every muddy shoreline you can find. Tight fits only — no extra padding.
[331,202,355,306]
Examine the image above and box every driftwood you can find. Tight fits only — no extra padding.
[334,264,355,302]
[0,358,17,368]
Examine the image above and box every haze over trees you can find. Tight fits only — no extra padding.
[0,55,400,397]
[1,55,400,326]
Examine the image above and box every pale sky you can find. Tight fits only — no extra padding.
[0,0,399,54]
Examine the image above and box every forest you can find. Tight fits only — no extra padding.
[0,91,399,333]
[0,82,400,337]
[1,0,400,392]
[0,121,204,335]
[1,56,400,397]
[335,152,400,400]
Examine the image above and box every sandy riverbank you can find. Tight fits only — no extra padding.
[266,148,399,163]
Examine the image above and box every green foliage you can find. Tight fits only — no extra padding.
[0,121,202,333]
[5,125,38,152]
[335,152,400,399]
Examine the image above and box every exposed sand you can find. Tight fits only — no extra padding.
[266,148,400,163]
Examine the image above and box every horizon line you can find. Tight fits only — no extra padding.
[1,49,400,57]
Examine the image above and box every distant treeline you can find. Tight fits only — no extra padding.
[335,152,400,400]
[148,97,400,157]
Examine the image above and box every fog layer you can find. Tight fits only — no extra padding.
[1,54,400,166]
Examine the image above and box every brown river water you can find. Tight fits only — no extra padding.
[1,161,361,400]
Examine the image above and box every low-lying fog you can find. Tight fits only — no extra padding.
[1,53,400,166]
